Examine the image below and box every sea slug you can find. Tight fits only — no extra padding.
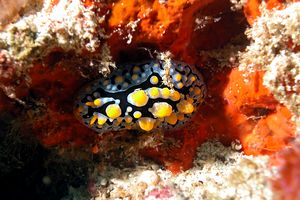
[74,60,206,132]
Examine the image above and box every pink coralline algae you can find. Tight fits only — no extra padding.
[273,141,300,199]
[145,186,175,199]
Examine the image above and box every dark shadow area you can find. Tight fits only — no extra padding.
[0,116,90,200]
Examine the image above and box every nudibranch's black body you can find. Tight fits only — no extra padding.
[74,60,206,132]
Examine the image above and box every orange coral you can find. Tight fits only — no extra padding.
[223,68,295,155]
[244,0,300,25]
[33,111,96,147]
[25,63,98,147]
[0,0,297,174]
[142,67,295,172]
[108,0,245,62]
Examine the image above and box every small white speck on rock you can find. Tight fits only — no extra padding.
[138,170,160,186]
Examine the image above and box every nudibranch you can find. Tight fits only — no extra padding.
[74,60,206,132]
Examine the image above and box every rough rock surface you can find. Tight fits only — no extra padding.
[0,0,299,199]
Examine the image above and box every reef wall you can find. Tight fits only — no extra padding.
[0,0,299,197]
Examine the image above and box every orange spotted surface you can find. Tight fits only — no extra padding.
[0,0,296,174]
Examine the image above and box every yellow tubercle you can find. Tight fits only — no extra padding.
[161,87,170,98]
[170,90,181,101]
[128,90,149,107]
[132,74,138,81]
[93,98,101,107]
[150,76,159,85]
[115,76,124,84]
[125,116,132,123]
[148,87,160,99]
[190,75,196,82]
[113,119,122,126]
[177,100,194,114]
[166,113,178,125]
[194,87,202,95]
[89,115,98,126]
[117,117,123,122]
[173,73,182,82]
[138,117,156,131]
[97,115,107,125]
[133,111,142,118]
[85,102,94,107]
[176,82,183,89]
[133,66,140,73]
[105,104,122,119]
[153,63,159,68]
[149,102,173,118]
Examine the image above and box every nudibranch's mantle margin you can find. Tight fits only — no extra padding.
[74,60,206,133]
